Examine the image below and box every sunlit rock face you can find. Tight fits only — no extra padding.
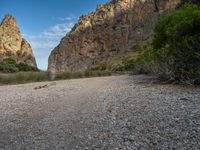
[48,0,181,73]
[0,15,37,67]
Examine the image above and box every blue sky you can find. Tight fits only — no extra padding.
[0,0,109,70]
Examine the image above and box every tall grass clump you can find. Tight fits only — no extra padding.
[0,70,112,85]
[55,70,111,80]
[0,72,50,84]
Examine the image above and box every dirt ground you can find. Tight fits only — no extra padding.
[0,75,199,149]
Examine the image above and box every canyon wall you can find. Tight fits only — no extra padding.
[48,0,181,73]
[0,15,37,67]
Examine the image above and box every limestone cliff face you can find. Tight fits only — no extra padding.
[0,15,37,67]
[48,0,181,73]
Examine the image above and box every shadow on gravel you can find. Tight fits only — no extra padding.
[130,74,160,84]
[130,74,200,89]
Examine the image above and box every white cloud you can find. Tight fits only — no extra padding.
[28,41,58,49]
[40,22,74,39]
[59,16,73,21]
[22,20,75,70]
[23,22,74,49]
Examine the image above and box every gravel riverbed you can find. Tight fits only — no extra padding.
[0,75,199,149]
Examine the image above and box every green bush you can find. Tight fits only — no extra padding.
[0,58,39,73]
[0,63,19,73]
[131,47,155,74]
[15,63,39,72]
[3,58,16,64]
[152,4,200,83]
[130,4,200,84]
[182,0,200,6]
[113,41,153,72]
[0,58,18,73]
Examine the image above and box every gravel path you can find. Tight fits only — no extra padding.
[0,75,199,150]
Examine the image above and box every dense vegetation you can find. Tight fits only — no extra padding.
[124,3,200,84]
[183,0,200,5]
[89,43,142,72]
[0,58,38,73]
[153,3,200,83]
[0,57,112,85]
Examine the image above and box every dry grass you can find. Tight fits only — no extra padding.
[0,70,112,85]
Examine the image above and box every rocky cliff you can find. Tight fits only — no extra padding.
[48,0,181,73]
[0,15,37,67]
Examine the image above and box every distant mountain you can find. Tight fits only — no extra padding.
[48,0,181,73]
[0,14,37,67]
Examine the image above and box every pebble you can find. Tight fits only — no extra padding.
[0,75,199,149]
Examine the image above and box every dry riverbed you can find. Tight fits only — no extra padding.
[0,75,199,149]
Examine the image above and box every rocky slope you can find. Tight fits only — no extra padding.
[48,0,181,73]
[0,15,37,67]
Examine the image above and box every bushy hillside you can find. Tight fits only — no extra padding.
[0,58,38,73]
[128,3,200,84]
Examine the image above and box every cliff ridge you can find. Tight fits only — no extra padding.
[0,15,37,67]
[48,0,181,73]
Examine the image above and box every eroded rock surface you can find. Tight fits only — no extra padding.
[48,0,181,73]
[0,15,37,67]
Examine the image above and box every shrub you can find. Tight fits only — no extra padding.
[130,4,200,84]
[3,58,16,64]
[113,40,153,72]
[131,47,155,74]
[152,4,200,83]
[182,0,200,6]
[15,63,39,72]
[0,58,19,72]
[55,72,72,80]
[0,63,19,73]
[0,57,39,73]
